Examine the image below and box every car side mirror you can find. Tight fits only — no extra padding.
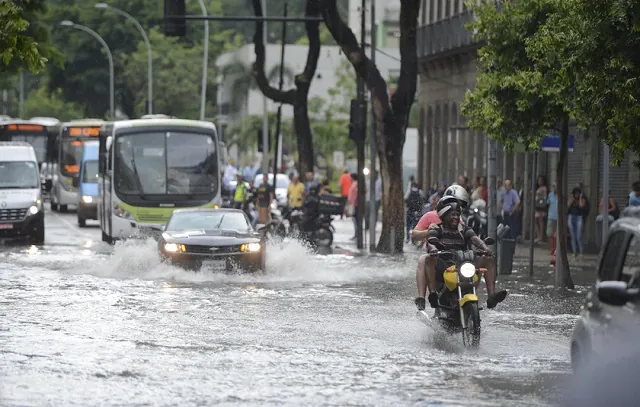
[484,237,495,246]
[597,281,639,306]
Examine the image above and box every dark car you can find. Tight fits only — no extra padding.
[157,208,266,272]
[571,207,640,371]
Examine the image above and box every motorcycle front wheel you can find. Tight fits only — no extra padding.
[313,226,333,247]
[461,302,481,348]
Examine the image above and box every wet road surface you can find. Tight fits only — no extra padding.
[1,205,586,406]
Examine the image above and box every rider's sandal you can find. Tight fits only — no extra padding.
[487,290,508,309]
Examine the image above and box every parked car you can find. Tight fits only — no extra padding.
[571,207,640,371]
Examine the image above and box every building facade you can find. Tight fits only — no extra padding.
[416,0,640,250]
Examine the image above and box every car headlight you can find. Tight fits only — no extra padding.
[164,243,184,253]
[28,205,39,215]
[241,242,261,252]
[459,262,476,278]
[82,195,93,204]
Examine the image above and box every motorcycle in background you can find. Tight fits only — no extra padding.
[465,199,488,239]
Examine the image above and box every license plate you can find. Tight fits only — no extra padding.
[0,223,14,230]
[202,259,226,269]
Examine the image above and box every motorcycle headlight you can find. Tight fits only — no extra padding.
[459,262,476,278]
[474,208,479,213]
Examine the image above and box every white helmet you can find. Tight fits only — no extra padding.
[443,185,469,209]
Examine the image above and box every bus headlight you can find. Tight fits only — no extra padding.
[113,204,132,219]
[459,263,476,278]
[82,195,93,204]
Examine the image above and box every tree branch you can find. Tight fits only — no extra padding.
[295,0,321,89]
[390,0,420,122]
[251,0,296,104]
[318,0,393,123]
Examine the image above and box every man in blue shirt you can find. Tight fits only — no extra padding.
[500,179,521,239]
[629,181,640,207]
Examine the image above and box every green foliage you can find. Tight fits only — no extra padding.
[461,0,570,150]
[0,0,48,73]
[22,84,84,121]
[121,28,215,119]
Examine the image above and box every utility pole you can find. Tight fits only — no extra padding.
[368,0,377,252]
[529,151,537,276]
[197,0,208,121]
[354,0,367,250]
[272,3,288,188]
[487,137,498,255]
[260,0,269,175]
[602,143,610,246]
[19,70,24,118]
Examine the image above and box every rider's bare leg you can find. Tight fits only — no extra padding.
[424,256,438,294]
[476,257,507,308]
[416,254,428,298]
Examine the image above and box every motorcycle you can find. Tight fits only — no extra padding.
[424,236,495,348]
[299,213,334,249]
[465,199,488,239]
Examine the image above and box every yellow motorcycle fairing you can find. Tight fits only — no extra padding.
[443,265,480,291]
[459,293,479,307]
[444,266,458,291]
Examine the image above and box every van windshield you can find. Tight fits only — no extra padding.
[0,161,39,189]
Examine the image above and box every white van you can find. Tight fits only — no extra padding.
[0,142,45,244]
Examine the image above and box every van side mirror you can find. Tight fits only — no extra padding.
[597,281,639,306]
[150,225,165,232]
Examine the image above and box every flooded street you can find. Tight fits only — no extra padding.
[1,206,585,406]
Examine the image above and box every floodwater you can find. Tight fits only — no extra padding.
[0,208,586,406]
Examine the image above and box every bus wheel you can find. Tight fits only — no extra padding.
[101,231,113,244]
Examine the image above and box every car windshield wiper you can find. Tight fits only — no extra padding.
[129,149,146,199]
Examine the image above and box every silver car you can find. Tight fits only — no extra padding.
[571,209,640,371]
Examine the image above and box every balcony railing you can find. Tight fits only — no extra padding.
[417,11,479,60]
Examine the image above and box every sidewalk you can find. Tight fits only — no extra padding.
[332,217,599,269]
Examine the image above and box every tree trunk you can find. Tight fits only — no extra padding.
[556,117,575,289]
[319,0,420,253]
[251,0,320,173]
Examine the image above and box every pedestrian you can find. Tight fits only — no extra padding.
[546,183,558,253]
[338,169,351,219]
[629,181,640,206]
[535,175,548,243]
[405,181,425,242]
[500,179,521,239]
[256,173,274,225]
[568,187,588,258]
[347,173,358,239]
[287,174,305,209]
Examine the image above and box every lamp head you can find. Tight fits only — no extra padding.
[94,3,109,9]
[59,20,75,26]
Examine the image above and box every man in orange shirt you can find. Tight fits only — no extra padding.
[338,169,352,219]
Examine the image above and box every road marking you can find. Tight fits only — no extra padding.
[47,210,93,239]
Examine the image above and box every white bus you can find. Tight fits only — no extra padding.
[97,118,224,243]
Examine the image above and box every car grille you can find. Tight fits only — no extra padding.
[183,244,243,255]
[0,208,27,222]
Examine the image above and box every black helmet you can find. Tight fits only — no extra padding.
[443,185,469,209]
[309,183,320,195]
[437,196,462,219]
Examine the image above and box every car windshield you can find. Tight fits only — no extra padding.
[254,174,289,189]
[60,139,83,177]
[0,161,39,189]
[114,131,218,196]
[10,134,47,162]
[166,211,251,232]
[82,160,98,184]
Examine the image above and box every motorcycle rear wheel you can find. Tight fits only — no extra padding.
[313,226,333,247]
[461,302,481,348]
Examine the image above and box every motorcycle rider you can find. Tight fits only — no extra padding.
[413,189,507,311]
[300,183,321,236]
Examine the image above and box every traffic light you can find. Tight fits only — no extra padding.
[257,129,271,153]
[349,99,366,143]
[164,0,186,37]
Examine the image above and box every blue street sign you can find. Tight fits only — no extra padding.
[541,134,575,152]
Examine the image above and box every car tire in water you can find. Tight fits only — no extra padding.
[462,302,481,348]
[30,224,45,245]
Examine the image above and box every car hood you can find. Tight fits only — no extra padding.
[162,229,261,245]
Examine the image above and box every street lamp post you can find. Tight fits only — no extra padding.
[197,0,208,121]
[95,3,152,115]
[60,20,114,120]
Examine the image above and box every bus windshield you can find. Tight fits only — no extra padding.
[60,139,83,177]
[114,131,218,197]
[9,134,47,162]
[82,160,99,183]
[0,161,39,189]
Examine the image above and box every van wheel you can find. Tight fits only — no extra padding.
[30,225,45,245]
[78,216,86,227]
[51,202,58,212]
[59,205,68,213]
[101,231,113,244]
